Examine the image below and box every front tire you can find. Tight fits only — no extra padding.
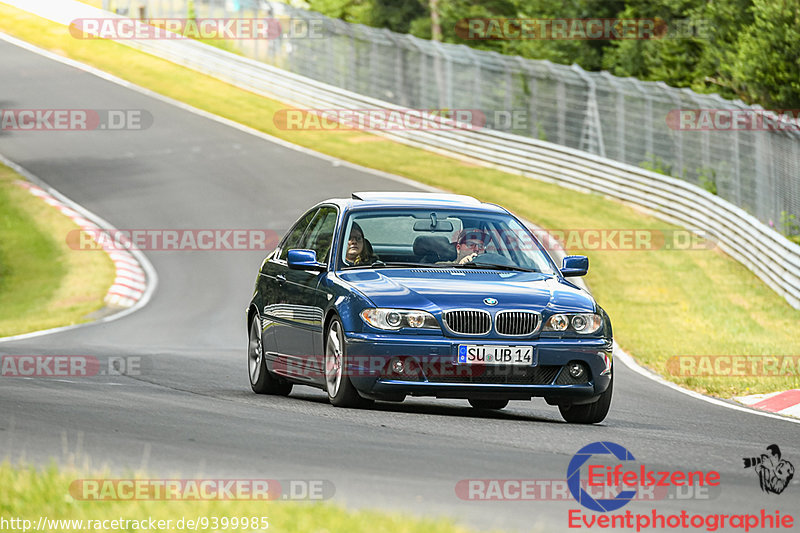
[324,316,373,408]
[248,315,292,395]
[468,399,509,410]
[558,374,612,424]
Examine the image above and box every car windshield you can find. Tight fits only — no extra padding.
[339,209,556,274]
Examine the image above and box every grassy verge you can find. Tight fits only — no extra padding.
[0,164,115,337]
[0,463,473,533]
[0,5,797,397]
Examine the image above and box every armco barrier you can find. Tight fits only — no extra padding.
[9,0,800,309]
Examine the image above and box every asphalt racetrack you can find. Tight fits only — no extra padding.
[1,38,798,532]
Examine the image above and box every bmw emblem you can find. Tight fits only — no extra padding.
[484,297,498,306]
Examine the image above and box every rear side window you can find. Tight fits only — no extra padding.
[278,208,318,261]
[302,206,338,265]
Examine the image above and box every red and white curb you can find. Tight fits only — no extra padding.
[17,181,146,308]
[734,390,800,419]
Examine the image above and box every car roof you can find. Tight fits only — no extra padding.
[318,192,508,213]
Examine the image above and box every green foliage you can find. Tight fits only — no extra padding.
[733,0,800,108]
[536,122,547,141]
[432,0,614,70]
[307,0,426,34]
[602,0,705,88]
[686,0,754,99]
[697,167,717,195]
[309,0,800,109]
[639,154,672,175]
[780,211,800,238]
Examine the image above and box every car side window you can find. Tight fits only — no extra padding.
[278,208,319,261]
[302,206,337,265]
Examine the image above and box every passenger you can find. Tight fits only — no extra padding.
[345,222,377,265]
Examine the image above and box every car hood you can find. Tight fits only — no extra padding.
[337,268,595,313]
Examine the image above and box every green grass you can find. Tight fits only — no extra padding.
[0,4,798,397]
[0,165,115,336]
[0,463,474,533]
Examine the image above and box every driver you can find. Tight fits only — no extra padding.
[453,228,490,265]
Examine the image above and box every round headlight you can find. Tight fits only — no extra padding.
[577,314,603,334]
[550,314,569,331]
[406,312,426,328]
[386,311,402,327]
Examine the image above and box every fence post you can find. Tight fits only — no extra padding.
[541,61,565,145]
[573,64,605,157]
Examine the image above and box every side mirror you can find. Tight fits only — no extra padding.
[561,255,588,277]
[287,249,326,271]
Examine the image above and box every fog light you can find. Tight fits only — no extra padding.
[568,362,585,379]
[392,359,405,374]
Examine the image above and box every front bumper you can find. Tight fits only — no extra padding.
[344,332,613,402]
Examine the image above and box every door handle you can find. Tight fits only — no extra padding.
[276,274,286,285]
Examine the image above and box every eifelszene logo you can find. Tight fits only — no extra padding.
[567,441,721,512]
[743,445,795,494]
[568,441,637,512]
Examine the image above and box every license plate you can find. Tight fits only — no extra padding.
[457,345,534,366]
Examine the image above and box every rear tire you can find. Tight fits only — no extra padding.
[558,375,612,424]
[248,315,292,396]
[468,398,509,410]
[324,316,373,408]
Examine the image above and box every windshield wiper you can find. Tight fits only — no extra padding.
[450,262,539,273]
[345,261,441,269]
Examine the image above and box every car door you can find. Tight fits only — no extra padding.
[275,205,338,382]
[259,208,318,369]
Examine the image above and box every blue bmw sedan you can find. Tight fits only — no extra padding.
[247,192,613,423]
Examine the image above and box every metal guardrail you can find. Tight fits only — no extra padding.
[10,0,800,309]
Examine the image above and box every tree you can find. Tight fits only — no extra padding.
[307,0,426,34]
[689,0,755,100]
[734,0,800,108]
[601,0,708,88]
